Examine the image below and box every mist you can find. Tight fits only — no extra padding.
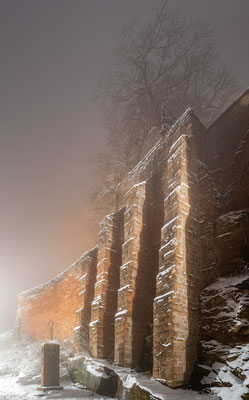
[0,0,248,333]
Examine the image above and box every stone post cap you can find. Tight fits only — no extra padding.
[42,342,60,349]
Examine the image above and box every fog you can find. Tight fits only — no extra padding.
[0,0,248,332]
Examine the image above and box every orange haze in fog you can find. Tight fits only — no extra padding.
[0,0,249,333]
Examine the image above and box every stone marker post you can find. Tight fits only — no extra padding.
[48,321,54,340]
[38,343,63,391]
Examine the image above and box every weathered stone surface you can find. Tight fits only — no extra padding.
[123,383,156,400]
[40,343,60,388]
[153,110,204,387]
[215,210,249,276]
[200,274,249,344]
[74,324,89,354]
[68,355,119,398]
[195,274,249,398]
[115,181,147,368]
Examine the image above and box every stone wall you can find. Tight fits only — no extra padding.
[16,88,249,389]
[16,247,97,342]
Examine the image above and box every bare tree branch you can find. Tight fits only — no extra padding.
[91,0,239,224]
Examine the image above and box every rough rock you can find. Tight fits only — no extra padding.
[196,274,249,399]
[215,210,249,275]
[200,274,249,344]
[67,355,118,398]
[68,354,218,400]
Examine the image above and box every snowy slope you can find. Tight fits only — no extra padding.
[0,331,110,399]
[199,274,249,400]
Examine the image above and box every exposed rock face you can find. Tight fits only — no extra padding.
[68,355,119,398]
[215,211,249,276]
[16,88,249,393]
[201,274,249,344]
[196,274,249,398]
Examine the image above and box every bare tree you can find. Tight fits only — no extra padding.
[91,0,239,218]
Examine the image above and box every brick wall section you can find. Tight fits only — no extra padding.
[17,248,97,341]
[153,110,204,387]
[89,211,123,359]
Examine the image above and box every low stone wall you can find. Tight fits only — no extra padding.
[16,248,97,342]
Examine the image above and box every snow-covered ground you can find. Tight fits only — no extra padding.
[69,354,218,400]
[0,330,218,400]
[0,330,111,399]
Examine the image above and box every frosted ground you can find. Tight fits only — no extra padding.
[0,331,111,400]
[0,330,218,400]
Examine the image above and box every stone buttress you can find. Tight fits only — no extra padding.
[114,182,147,367]
[89,211,123,358]
[74,247,97,352]
[153,110,205,387]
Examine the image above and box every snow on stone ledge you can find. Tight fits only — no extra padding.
[69,353,218,400]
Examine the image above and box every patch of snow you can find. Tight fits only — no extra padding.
[79,273,88,281]
[202,274,249,294]
[120,260,133,270]
[118,366,217,400]
[162,216,178,230]
[163,249,174,259]
[120,373,137,389]
[97,258,107,268]
[122,236,135,247]
[85,363,108,379]
[124,204,137,214]
[215,232,232,239]
[154,291,174,303]
[160,238,178,252]
[202,360,248,400]
[164,186,181,202]
[115,309,128,318]
[157,265,176,279]
[96,271,109,279]
[89,320,99,328]
[91,295,104,307]
[95,278,108,288]
[124,181,146,197]
[118,284,133,293]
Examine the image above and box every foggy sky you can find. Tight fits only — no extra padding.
[0,0,248,332]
